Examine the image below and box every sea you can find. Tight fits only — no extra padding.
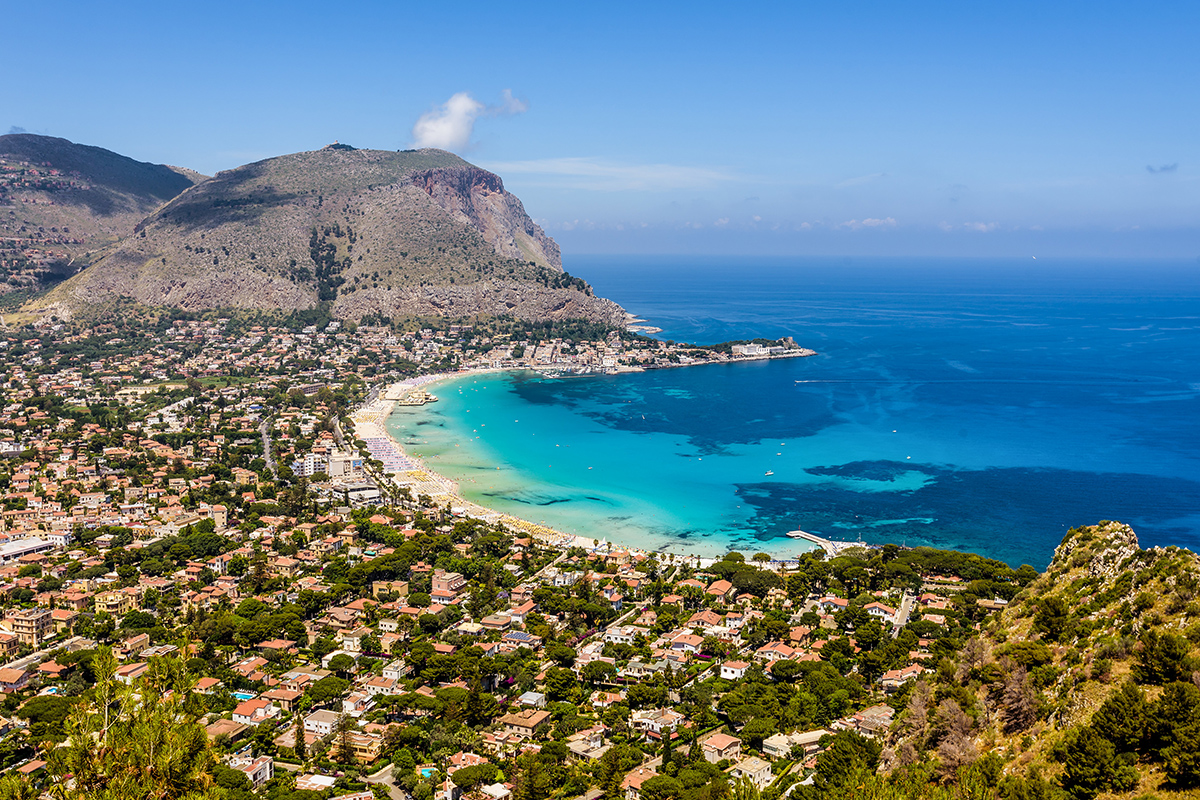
[385,257,1200,569]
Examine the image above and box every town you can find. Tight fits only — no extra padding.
[0,310,1029,800]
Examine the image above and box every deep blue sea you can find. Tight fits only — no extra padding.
[388,257,1200,568]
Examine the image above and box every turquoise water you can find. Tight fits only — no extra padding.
[387,257,1200,568]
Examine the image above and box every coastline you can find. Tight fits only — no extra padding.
[351,366,836,569]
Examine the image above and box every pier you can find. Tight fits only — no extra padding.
[787,529,863,556]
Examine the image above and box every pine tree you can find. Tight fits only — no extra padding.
[294,713,306,761]
[335,713,355,764]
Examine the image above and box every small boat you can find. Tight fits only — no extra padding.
[764,470,775,476]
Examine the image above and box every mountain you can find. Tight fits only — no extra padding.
[0,134,203,298]
[31,143,624,324]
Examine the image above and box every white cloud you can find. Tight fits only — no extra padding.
[838,217,897,230]
[412,90,528,151]
[480,157,735,192]
[495,88,529,115]
[963,221,998,232]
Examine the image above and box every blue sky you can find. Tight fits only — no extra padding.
[5,0,1197,257]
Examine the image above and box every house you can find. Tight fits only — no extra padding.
[706,580,734,601]
[343,731,384,763]
[604,626,637,646]
[233,755,274,787]
[510,600,536,625]
[669,633,703,655]
[305,709,341,737]
[839,704,895,738]
[263,688,304,712]
[0,668,29,692]
[498,709,551,739]
[701,733,741,764]
[630,708,687,740]
[431,570,466,602]
[502,631,542,649]
[381,660,410,681]
[565,726,611,762]
[762,729,830,759]
[114,662,149,685]
[341,627,373,653]
[363,676,400,697]
[518,691,547,708]
[591,690,624,709]
[622,768,657,800]
[863,602,896,623]
[879,664,926,691]
[481,614,512,632]
[7,607,52,647]
[729,756,772,789]
[754,641,796,662]
[118,632,151,660]
[342,691,373,716]
[232,698,279,726]
[195,677,223,694]
[720,660,750,681]
[816,596,848,614]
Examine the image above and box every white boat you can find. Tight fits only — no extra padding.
[764,470,774,476]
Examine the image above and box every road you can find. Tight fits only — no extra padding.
[259,418,279,479]
[2,636,90,672]
[892,591,915,637]
[366,762,407,800]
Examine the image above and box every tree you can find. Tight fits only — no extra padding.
[513,752,552,800]
[741,718,777,748]
[294,712,306,761]
[934,699,977,778]
[335,713,356,764]
[583,660,616,687]
[452,764,498,791]
[1033,596,1070,643]
[329,653,356,677]
[1132,630,1195,685]
[310,675,350,706]
[1060,727,1139,799]
[640,776,682,800]
[1000,664,1038,734]
[53,650,218,800]
[544,667,576,702]
[1089,681,1147,754]
[812,731,880,797]
[1163,717,1200,787]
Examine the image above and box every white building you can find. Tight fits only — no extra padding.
[305,709,341,737]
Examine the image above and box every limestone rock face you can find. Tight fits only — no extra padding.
[413,167,562,270]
